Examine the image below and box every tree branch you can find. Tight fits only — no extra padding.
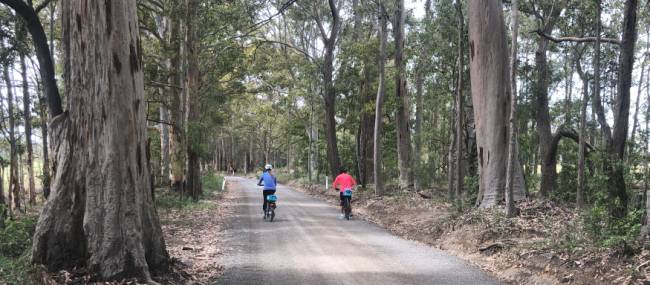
[0,0,63,117]
[312,4,328,41]
[252,39,316,62]
[535,30,621,45]
[34,0,53,14]
[554,126,595,152]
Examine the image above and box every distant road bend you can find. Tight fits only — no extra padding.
[217,176,501,285]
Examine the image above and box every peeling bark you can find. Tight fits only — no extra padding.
[31,1,169,280]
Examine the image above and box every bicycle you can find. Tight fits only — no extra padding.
[264,194,278,222]
[341,189,352,220]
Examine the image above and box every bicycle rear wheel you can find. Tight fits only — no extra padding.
[344,198,351,220]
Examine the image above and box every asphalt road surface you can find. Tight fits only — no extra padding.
[216,176,500,285]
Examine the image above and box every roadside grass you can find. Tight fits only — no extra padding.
[0,214,40,284]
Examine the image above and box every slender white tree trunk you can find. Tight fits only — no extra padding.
[505,0,519,217]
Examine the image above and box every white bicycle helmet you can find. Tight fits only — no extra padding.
[265,164,273,170]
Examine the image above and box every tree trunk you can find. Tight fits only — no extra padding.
[20,52,36,205]
[530,3,564,198]
[455,0,464,208]
[592,0,612,149]
[505,0,519,218]
[373,5,388,195]
[448,104,456,200]
[564,51,573,125]
[168,2,185,192]
[315,0,342,177]
[3,60,21,213]
[607,0,638,219]
[413,70,424,191]
[159,104,170,183]
[576,50,589,209]
[536,34,556,198]
[31,1,169,280]
[628,53,647,161]
[39,82,51,199]
[394,0,413,188]
[307,84,318,184]
[0,168,4,228]
[468,0,526,208]
[352,0,373,188]
[645,28,650,242]
[0,0,63,118]
[356,60,375,188]
[185,0,201,200]
[40,0,55,200]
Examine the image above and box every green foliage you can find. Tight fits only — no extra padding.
[0,216,36,258]
[464,175,479,203]
[202,173,224,198]
[156,174,223,210]
[0,215,39,284]
[0,254,38,285]
[555,140,579,203]
[582,200,643,252]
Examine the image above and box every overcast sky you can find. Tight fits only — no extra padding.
[405,0,426,19]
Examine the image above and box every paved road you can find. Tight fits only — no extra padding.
[216,176,500,285]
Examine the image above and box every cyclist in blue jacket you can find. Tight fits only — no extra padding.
[258,164,277,215]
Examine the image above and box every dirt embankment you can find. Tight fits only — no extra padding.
[155,185,235,284]
[288,181,650,285]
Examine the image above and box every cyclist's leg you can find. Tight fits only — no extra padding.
[269,190,276,208]
[262,190,270,212]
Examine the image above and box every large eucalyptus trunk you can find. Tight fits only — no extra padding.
[394,0,413,188]
[31,1,169,280]
[468,0,525,208]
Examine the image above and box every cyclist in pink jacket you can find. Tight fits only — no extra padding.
[332,167,357,207]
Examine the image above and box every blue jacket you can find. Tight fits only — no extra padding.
[258,171,277,190]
